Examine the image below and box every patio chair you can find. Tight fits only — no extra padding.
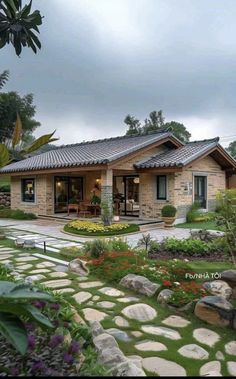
[78,201,92,218]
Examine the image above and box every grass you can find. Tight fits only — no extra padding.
[176,220,222,231]
[64,223,140,237]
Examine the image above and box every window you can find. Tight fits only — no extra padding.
[156,175,167,200]
[22,178,35,203]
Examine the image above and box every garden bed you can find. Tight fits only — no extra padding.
[148,250,228,262]
[64,220,139,236]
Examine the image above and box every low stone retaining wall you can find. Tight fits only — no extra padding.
[0,192,10,207]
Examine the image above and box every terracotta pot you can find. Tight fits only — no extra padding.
[162,216,176,228]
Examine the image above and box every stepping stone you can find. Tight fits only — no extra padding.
[73,291,92,304]
[76,276,88,282]
[178,344,209,360]
[82,308,108,322]
[141,326,181,340]
[80,281,104,289]
[162,315,190,328]
[15,257,38,262]
[131,331,143,338]
[117,296,139,303]
[99,287,124,297]
[97,301,116,309]
[41,279,72,289]
[122,304,157,322]
[25,274,46,283]
[225,341,236,356]
[142,357,186,377]
[92,295,100,301]
[48,272,67,278]
[16,264,33,271]
[53,288,75,294]
[113,316,130,328]
[0,260,11,264]
[135,340,167,352]
[54,265,68,273]
[106,328,132,342]
[36,262,56,268]
[227,362,236,376]
[127,355,143,369]
[200,361,221,376]
[0,255,12,260]
[215,351,225,361]
[193,328,220,347]
[30,269,51,274]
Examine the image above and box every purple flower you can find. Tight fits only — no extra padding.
[48,334,64,349]
[49,303,60,311]
[10,367,20,375]
[68,340,81,354]
[63,352,74,365]
[31,360,45,372]
[32,300,46,309]
[27,335,36,350]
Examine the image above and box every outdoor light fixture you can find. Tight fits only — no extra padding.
[133,177,140,184]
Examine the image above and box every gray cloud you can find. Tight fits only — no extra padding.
[1,0,236,146]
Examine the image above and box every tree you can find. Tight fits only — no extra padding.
[164,121,191,143]
[0,0,42,56]
[226,141,236,158]
[0,70,58,167]
[143,110,165,134]
[124,114,141,136]
[0,91,40,144]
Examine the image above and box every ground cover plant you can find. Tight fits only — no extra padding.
[0,207,37,220]
[64,220,139,236]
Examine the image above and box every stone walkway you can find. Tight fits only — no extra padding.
[0,219,191,249]
[0,243,235,376]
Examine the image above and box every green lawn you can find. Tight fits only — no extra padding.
[176,220,222,231]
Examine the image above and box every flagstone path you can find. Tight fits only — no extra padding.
[0,243,235,376]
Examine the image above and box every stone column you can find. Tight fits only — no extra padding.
[101,169,113,215]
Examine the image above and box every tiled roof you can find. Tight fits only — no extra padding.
[0,132,172,173]
[135,138,220,168]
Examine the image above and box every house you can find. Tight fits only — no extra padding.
[0,131,236,223]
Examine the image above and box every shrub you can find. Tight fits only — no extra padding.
[161,204,177,217]
[0,208,37,220]
[0,184,10,192]
[216,190,236,265]
[162,237,212,256]
[82,239,110,258]
[107,238,130,252]
[186,202,200,223]
[60,246,83,259]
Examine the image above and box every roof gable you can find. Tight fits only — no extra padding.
[0,132,182,174]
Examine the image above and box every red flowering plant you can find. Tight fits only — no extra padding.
[168,281,208,306]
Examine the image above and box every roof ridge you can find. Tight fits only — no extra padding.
[56,130,169,150]
[187,137,219,144]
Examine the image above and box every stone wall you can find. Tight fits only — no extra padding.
[139,155,226,221]
[0,192,10,208]
[11,175,54,215]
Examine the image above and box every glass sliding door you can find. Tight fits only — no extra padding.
[54,176,83,213]
[194,176,207,209]
[113,176,139,217]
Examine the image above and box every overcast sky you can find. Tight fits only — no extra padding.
[2,0,236,146]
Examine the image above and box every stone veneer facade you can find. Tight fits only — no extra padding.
[139,155,226,221]
[10,154,226,221]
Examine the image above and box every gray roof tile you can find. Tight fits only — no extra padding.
[135,138,220,168]
[0,132,171,173]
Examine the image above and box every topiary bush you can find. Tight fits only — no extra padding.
[161,204,177,217]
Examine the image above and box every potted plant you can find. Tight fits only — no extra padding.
[161,205,177,228]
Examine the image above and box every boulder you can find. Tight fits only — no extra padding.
[221,270,236,299]
[68,258,89,276]
[110,361,146,376]
[194,296,235,328]
[157,289,173,305]
[190,229,224,241]
[203,280,232,300]
[120,274,160,297]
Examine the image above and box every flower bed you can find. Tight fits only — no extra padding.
[64,220,139,236]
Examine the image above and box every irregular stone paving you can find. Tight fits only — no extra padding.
[193,328,220,347]
[0,237,234,377]
[141,325,181,340]
[178,344,209,360]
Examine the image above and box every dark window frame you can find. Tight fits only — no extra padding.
[156,175,167,200]
[21,178,35,203]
